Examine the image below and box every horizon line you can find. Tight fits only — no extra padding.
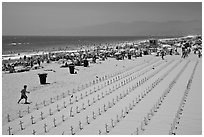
[2,35,186,37]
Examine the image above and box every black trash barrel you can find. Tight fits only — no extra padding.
[143,50,148,55]
[38,73,47,84]
[128,54,131,59]
[69,64,75,74]
[84,59,89,67]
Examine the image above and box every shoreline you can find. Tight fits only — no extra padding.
[2,36,182,61]
[2,41,134,61]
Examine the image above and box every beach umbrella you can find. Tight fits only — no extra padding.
[191,45,197,49]
[58,58,67,63]
[119,49,125,52]
[157,48,162,51]
[133,44,139,47]
[162,44,171,48]
[197,45,202,49]
[52,55,57,58]
[74,52,80,55]
[121,44,126,48]
[129,48,135,51]
[115,52,120,55]
[70,53,75,56]
[126,43,133,46]
[99,50,106,53]
[59,58,67,61]
[174,43,181,47]
[66,53,71,56]
[80,49,86,52]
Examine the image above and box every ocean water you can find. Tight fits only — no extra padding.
[2,36,171,55]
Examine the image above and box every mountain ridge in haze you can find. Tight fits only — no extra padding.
[65,20,201,36]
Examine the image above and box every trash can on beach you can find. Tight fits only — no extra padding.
[128,54,131,59]
[84,59,89,67]
[38,73,47,84]
[69,64,75,74]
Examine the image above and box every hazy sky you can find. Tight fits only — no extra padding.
[2,2,202,35]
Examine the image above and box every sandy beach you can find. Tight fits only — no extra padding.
[2,48,202,135]
[2,2,202,135]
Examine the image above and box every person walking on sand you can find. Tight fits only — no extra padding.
[161,50,165,60]
[37,58,41,66]
[17,85,30,104]
[198,49,202,58]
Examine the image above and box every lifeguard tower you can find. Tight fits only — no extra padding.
[149,39,158,53]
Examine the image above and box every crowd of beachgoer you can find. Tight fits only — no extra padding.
[2,35,202,73]
[2,55,45,73]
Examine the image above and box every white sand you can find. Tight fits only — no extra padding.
[176,57,202,135]
[141,61,196,134]
[2,51,202,135]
